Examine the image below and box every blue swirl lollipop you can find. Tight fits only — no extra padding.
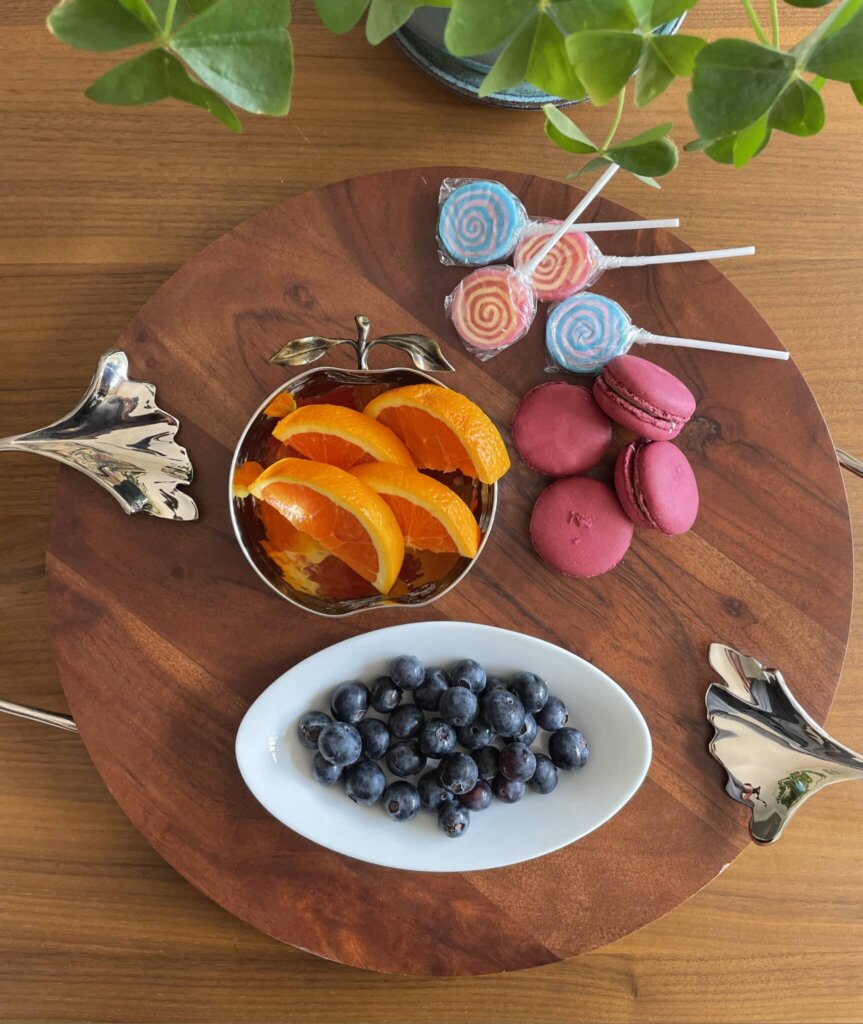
[547,292,790,373]
[438,180,527,265]
[546,293,633,374]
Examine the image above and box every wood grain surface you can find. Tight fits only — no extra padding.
[1,0,862,1019]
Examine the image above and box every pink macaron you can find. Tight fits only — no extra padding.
[614,439,699,535]
[593,354,696,441]
[512,381,612,477]
[530,477,634,578]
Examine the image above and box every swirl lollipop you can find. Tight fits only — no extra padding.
[515,222,755,303]
[438,180,528,265]
[546,292,790,375]
[448,266,536,356]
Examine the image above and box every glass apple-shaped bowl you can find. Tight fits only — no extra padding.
[229,316,498,618]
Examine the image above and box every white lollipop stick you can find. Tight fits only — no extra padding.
[631,328,789,361]
[533,217,680,234]
[522,163,620,279]
[606,245,756,268]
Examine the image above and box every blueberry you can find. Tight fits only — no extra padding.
[509,672,549,714]
[481,688,525,737]
[330,681,369,724]
[499,741,537,782]
[438,803,470,838]
[414,668,450,711]
[297,711,330,749]
[511,712,537,747]
[311,752,343,786]
[417,770,455,812]
[528,753,559,794]
[390,655,425,691]
[485,676,509,692]
[472,745,500,781]
[439,752,479,795]
[370,675,402,714]
[459,779,492,811]
[355,718,390,760]
[535,695,568,731]
[389,704,425,739]
[418,719,457,758]
[386,739,426,778]
[382,781,421,822]
[450,659,487,695]
[549,727,589,769]
[439,687,478,728]
[492,775,525,803]
[344,759,386,805]
[456,720,495,751]
[317,722,362,766]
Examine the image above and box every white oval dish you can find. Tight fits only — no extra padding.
[235,621,652,873]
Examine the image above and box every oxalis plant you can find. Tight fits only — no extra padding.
[48,0,863,183]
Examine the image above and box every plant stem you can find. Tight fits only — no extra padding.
[769,0,780,47]
[740,0,771,46]
[163,0,179,37]
[602,88,626,151]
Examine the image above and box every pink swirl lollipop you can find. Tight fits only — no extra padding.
[514,226,601,302]
[516,220,755,303]
[448,266,535,356]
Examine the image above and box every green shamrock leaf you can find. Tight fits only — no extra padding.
[635,34,705,106]
[769,78,826,134]
[566,30,644,104]
[480,11,584,98]
[171,0,293,115]
[732,111,770,165]
[365,0,422,45]
[551,0,637,32]
[445,0,535,55]
[47,0,158,52]
[804,4,863,80]
[689,39,797,139]
[542,102,597,152]
[314,0,370,33]
[607,122,678,175]
[86,47,241,130]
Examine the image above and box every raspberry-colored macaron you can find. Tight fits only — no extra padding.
[593,354,696,441]
[614,439,699,535]
[530,477,633,578]
[512,382,612,477]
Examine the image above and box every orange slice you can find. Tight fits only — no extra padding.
[263,391,297,419]
[363,385,510,484]
[232,461,264,498]
[352,463,481,558]
[249,458,404,594]
[272,404,415,471]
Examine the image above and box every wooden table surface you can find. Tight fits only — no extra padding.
[1,1,861,1021]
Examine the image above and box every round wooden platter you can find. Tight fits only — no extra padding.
[45,167,853,976]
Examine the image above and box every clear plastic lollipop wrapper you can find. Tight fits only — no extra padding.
[515,221,756,303]
[437,178,528,266]
[545,292,791,375]
[445,265,537,361]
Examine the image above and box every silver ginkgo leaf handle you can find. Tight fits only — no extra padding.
[269,314,455,372]
[0,349,197,521]
[706,643,863,843]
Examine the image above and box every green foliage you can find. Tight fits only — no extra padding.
[48,0,158,51]
[543,102,677,184]
[170,0,293,115]
[43,0,861,173]
[86,47,240,129]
